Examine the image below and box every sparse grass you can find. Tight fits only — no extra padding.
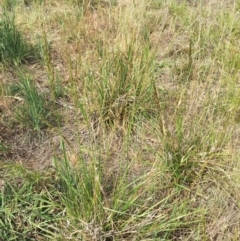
[0,0,240,240]
[0,142,9,158]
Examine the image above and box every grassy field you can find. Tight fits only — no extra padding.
[1,0,240,240]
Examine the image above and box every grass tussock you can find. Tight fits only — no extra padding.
[0,9,37,65]
[1,0,240,240]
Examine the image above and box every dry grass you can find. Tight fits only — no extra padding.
[1,0,240,240]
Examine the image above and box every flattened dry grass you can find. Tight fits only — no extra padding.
[1,0,240,240]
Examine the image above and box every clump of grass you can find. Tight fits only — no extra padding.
[86,43,157,128]
[37,33,64,100]
[0,11,36,65]
[0,144,202,241]
[14,73,55,131]
[51,140,202,240]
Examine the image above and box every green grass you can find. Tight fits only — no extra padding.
[0,142,9,159]
[1,0,240,240]
[0,165,62,240]
[0,10,36,65]
[1,0,18,11]
[13,72,60,132]
[0,145,202,240]
[14,73,48,131]
[88,42,156,127]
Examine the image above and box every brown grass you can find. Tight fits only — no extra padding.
[1,0,240,240]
